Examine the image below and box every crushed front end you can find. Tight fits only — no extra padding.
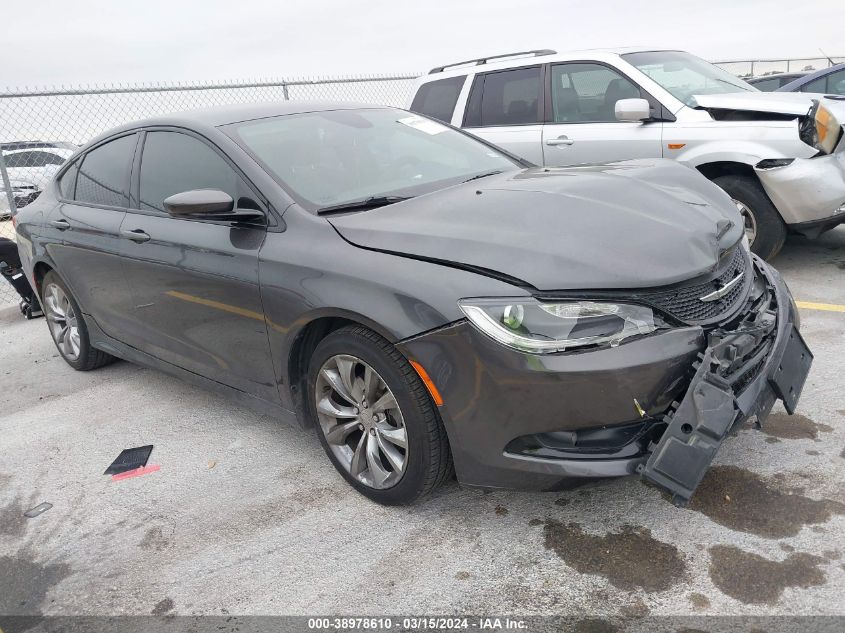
[398,244,812,502]
[640,257,812,504]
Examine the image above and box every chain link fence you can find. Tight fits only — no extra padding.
[0,75,418,306]
[715,56,845,78]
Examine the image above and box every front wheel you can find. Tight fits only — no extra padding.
[712,174,787,260]
[41,270,116,371]
[307,325,452,505]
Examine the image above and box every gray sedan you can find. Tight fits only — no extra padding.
[13,102,811,505]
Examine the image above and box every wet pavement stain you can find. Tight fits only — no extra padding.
[0,496,27,538]
[494,505,509,516]
[806,450,821,456]
[554,497,570,506]
[0,551,72,614]
[151,597,175,615]
[709,545,826,605]
[619,597,649,618]
[528,518,544,527]
[139,526,170,552]
[761,412,833,440]
[454,571,471,580]
[689,592,710,610]
[543,521,685,592]
[688,466,845,538]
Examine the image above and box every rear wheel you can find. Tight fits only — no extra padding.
[712,174,787,260]
[307,325,452,505]
[41,271,116,371]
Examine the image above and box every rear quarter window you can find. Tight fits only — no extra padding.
[410,75,466,123]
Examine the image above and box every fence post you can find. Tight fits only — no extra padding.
[0,150,16,219]
[282,82,289,101]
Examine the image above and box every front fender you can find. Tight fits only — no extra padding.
[258,207,529,411]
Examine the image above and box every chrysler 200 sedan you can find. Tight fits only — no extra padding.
[15,102,812,505]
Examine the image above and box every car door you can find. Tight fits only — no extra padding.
[461,65,546,165]
[43,133,139,339]
[118,129,279,402]
[541,62,664,166]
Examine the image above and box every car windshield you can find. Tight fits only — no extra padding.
[228,108,519,211]
[623,51,756,106]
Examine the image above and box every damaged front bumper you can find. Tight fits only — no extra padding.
[398,257,812,501]
[756,150,845,231]
[640,258,812,504]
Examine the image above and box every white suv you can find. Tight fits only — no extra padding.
[407,48,845,259]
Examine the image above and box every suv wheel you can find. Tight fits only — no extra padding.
[712,174,787,260]
[307,325,452,505]
[41,271,116,371]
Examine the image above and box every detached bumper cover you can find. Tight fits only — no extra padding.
[641,260,811,504]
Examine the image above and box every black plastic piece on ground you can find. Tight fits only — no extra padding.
[104,445,154,475]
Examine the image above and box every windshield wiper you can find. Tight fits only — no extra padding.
[317,195,412,215]
[462,170,503,183]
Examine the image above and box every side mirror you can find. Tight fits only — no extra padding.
[615,98,651,122]
[163,189,263,223]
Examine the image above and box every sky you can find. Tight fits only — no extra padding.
[5,0,845,87]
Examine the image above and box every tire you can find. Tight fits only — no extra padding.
[307,325,452,505]
[712,174,787,260]
[41,270,116,371]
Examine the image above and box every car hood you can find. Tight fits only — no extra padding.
[692,91,845,119]
[329,160,745,291]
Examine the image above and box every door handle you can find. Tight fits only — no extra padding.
[121,229,151,243]
[50,219,70,231]
[546,136,575,146]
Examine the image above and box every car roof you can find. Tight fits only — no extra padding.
[422,47,679,79]
[122,101,389,130]
[82,101,394,148]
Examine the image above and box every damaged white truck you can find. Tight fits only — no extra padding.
[408,48,845,259]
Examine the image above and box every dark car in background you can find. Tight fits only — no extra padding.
[777,63,845,95]
[747,72,809,91]
[14,102,812,505]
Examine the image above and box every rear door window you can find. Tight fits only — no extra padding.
[75,135,136,207]
[410,75,466,123]
[465,66,542,127]
[58,161,79,199]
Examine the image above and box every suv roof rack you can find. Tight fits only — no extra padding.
[429,49,557,74]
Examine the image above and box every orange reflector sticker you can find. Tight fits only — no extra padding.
[409,360,444,406]
[667,143,686,150]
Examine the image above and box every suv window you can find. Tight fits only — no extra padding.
[465,66,542,127]
[75,134,136,207]
[139,131,240,213]
[551,63,642,123]
[410,75,466,123]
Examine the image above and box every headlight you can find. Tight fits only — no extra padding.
[800,100,842,155]
[458,298,659,354]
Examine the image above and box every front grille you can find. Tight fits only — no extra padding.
[641,247,749,324]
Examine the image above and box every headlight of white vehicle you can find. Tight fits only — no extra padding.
[800,100,842,155]
[458,299,659,353]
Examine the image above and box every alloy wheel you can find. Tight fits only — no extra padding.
[44,283,81,361]
[733,198,757,246]
[315,354,408,489]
